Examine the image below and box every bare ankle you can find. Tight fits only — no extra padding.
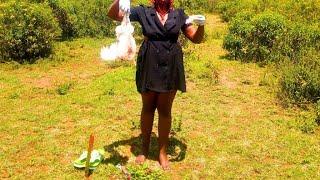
[158,153,170,170]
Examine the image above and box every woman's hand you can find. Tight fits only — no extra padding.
[182,14,205,44]
[107,0,127,21]
[119,0,131,13]
[182,23,205,44]
[186,15,206,26]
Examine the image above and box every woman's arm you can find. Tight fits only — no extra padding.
[107,0,124,21]
[182,25,204,44]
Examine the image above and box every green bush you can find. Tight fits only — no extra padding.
[48,0,76,39]
[216,0,258,22]
[219,0,320,119]
[282,0,320,23]
[223,34,243,60]
[223,12,287,62]
[224,12,320,63]
[294,112,318,134]
[24,0,128,38]
[279,51,320,104]
[0,1,60,62]
[176,0,216,13]
[251,12,287,62]
[277,23,320,61]
[223,12,254,60]
[50,0,116,38]
[216,0,320,23]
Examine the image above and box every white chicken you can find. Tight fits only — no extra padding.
[100,14,136,61]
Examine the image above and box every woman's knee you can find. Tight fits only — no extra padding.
[157,106,172,120]
[142,104,157,113]
[159,113,172,121]
[141,91,158,113]
[156,91,176,118]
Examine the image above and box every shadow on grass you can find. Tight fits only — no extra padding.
[219,54,234,60]
[103,133,187,165]
[218,54,268,67]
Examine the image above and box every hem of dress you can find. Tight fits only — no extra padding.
[137,87,186,94]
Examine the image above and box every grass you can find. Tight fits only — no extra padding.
[0,14,320,179]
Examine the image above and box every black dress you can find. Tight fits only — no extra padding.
[129,5,191,93]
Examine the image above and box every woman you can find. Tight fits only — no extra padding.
[107,0,204,169]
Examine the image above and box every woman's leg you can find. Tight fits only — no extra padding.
[136,91,158,164]
[156,90,177,169]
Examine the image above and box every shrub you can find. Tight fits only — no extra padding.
[48,0,76,39]
[279,50,320,104]
[50,0,116,38]
[223,34,243,60]
[279,23,320,61]
[216,0,237,22]
[218,0,320,121]
[310,25,320,50]
[294,112,318,134]
[175,0,216,13]
[216,0,320,23]
[282,0,320,23]
[0,1,60,62]
[223,12,254,60]
[29,0,131,38]
[250,12,287,62]
[216,0,257,22]
[223,11,287,63]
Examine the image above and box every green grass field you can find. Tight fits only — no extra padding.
[0,14,319,179]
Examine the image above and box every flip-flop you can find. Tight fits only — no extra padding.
[73,149,105,170]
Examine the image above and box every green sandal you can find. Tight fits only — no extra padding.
[73,149,105,170]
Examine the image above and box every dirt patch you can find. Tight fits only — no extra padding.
[26,77,53,89]
[219,74,237,89]
[1,169,10,179]
[186,81,197,91]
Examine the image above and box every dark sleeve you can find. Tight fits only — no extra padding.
[180,9,192,31]
[129,5,143,22]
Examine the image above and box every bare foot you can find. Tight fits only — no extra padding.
[159,153,170,170]
[135,154,147,164]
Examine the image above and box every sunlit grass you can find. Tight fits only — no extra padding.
[0,14,319,179]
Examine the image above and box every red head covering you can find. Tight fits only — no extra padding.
[151,0,174,16]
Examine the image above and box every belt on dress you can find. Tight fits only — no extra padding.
[144,36,177,43]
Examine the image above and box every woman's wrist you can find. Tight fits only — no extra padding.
[108,0,123,21]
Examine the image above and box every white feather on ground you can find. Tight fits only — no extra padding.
[100,14,136,61]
